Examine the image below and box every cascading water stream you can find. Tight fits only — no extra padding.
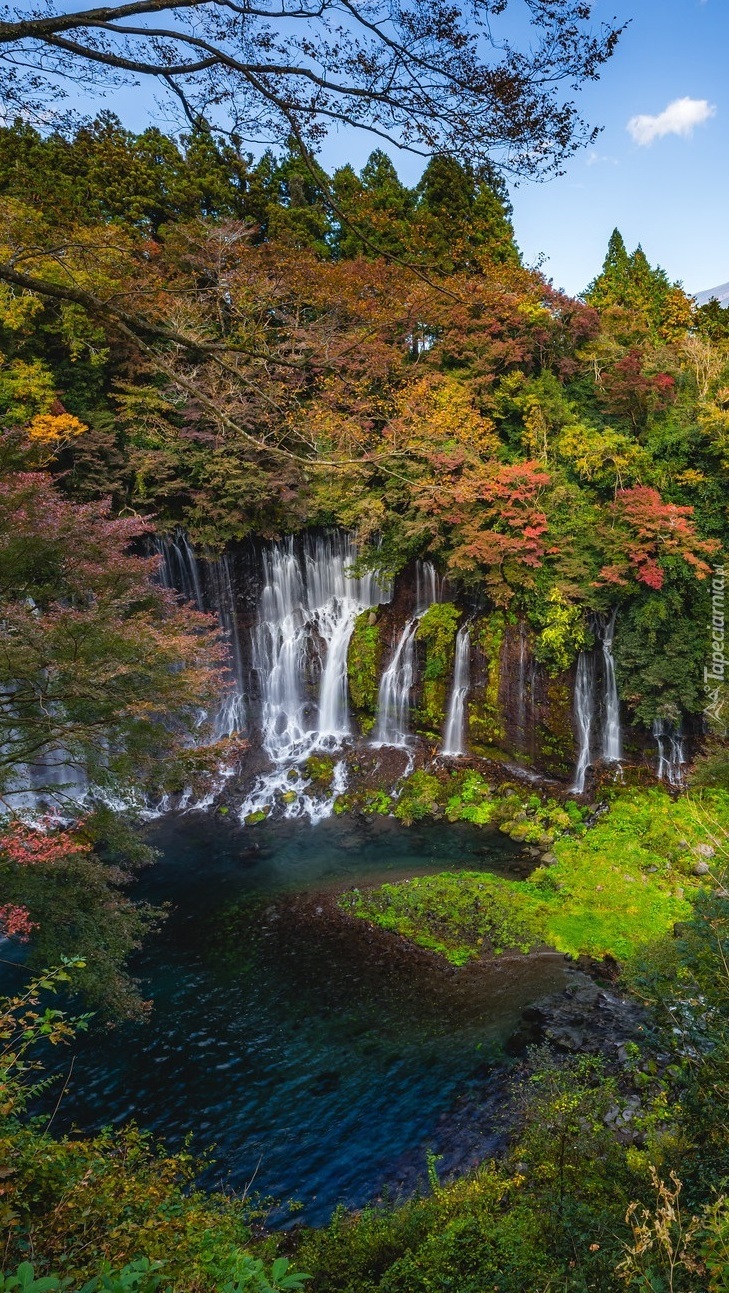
[441,626,470,757]
[601,609,622,764]
[206,555,247,738]
[571,652,594,794]
[370,559,442,750]
[154,533,246,739]
[241,532,391,820]
[415,561,441,616]
[371,621,418,749]
[653,719,685,786]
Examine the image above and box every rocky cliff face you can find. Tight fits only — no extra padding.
[154,528,691,816]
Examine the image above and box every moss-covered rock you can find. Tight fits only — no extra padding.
[341,871,544,964]
[333,788,394,816]
[468,612,506,752]
[303,754,336,787]
[347,610,383,734]
[536,675,575,778]
[244,807,270,826]
[415,602,460,738]
[393,770,445,824]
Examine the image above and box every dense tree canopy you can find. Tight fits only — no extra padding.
[0,466,226,809]
[0,125,723,737]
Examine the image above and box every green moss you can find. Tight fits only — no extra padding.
[341,871,544,964]
[244,808,269,826]
[334,788,394,816]
[535,676,575,777]
[344,789,726,965]
[303,754,336,787]
[468,612,506,751]
[393,770,445,824]
[393,767,588,841]
[415,602,460,737]
[347,610,382,734]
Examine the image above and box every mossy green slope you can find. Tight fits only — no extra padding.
[343,789,729,965]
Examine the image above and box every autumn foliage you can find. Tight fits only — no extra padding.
[599,487,719,591]
[0,471,227,806]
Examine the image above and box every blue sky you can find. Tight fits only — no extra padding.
[504,0,729,297]
[62,0,728,298]
[316,0,729,296]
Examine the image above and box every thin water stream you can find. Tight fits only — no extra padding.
[44,815,568,1224]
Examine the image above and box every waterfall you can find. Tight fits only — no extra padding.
[2,738,89,815]
[415,560,444,615]
[653,719,686,787]
[241,532,391,819]
[441,626,470,757]
[516,623,527,748]
[371,620,418,748]
[371,560,441,748]
[252,533,390,761]
[154,533,246,738]
[571,652,594,794]
[154,531,204,607]
[601,609,622,763]
[206,555,247,738]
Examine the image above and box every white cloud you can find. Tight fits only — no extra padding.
[627,96,716,146]
[586,150,618,167]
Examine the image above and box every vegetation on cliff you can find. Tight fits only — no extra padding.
[0,115,723,736]
[346,613,382,734]
[415,603,461,737]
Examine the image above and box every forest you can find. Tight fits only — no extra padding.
[2,0,729,1287]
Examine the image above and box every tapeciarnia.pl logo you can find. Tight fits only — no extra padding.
[705,564,727,735]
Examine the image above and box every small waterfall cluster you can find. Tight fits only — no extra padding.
[441,626,471,757]
[154,533,247,740]
[240,533,392,820]
[572,611,622,793]
[371,562,445,751]
[372,621,419,749]
[653,719,686,787]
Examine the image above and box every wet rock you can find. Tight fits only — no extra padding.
[511,972,651,1064]
[541,853,558,866]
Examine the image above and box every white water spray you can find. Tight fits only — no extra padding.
[370,559,442,749]
[601,609,622,763]
[371,620,418,748]
[442,626,470,757]
[241,533,391,819]
[653,719,685,787]
[572,652,594,794]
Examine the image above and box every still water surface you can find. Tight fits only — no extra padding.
[51,813,567,1223]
